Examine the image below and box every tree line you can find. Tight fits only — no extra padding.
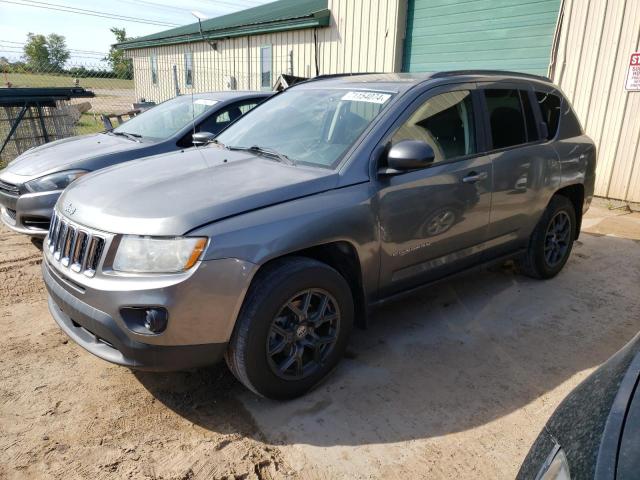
[1,28,133,79]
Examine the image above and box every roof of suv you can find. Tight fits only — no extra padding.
[294,71,555,93]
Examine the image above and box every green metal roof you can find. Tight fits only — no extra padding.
[116,0,330,50]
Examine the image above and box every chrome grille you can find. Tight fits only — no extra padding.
[0,179,20,196]
[47,211,105,277]
[6,209,17,221]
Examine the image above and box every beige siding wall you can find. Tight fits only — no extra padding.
[125,0,406,103]
[553,0,640,202]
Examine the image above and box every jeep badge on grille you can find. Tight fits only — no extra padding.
[64,203,76,216]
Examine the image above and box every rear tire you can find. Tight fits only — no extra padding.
[225,257,354,400]
[520,195,576,279]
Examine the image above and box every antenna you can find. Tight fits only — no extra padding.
[189,11,208,146]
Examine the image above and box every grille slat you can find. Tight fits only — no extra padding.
[0,179,19,196]
[47,211,104,277]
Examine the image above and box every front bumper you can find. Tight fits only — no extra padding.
[0,189,60,237]
[43,249,257,371]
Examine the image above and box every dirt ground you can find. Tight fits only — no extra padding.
[1,202,639,479]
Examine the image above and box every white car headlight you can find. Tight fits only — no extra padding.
[24,169,87,193]
[538,446,571,480]
[113,236,207,273]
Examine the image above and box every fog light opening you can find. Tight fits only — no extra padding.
[120,306,169,335]
[144,308,168,334]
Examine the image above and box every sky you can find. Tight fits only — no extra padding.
[0,0,274,66]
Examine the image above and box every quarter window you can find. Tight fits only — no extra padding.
[260,45,272,89]
[184,52,194,87]
[536,91,561,140]
[392,90,476,163]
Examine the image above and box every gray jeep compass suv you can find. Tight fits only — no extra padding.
[42,72,596,399]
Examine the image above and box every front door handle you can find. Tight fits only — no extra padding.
[462,171,488,184]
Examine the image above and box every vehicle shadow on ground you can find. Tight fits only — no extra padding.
[136,233,640,447]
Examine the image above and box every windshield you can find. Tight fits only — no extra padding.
[216,88,395,168]
[113,96,219,140]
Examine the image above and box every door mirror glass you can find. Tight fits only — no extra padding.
[192,131,216,146]
[382,140,435,174]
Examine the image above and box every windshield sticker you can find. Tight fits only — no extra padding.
[342,91,391,104]
[194,99,218,106]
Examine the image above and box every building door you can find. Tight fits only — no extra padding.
[402,0,561,76]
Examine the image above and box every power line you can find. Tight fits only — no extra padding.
[12,0,181,25]
[0,0,182,27]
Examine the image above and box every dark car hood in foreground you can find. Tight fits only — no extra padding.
[517,332,640,480]
[4,133,150,177]
[58,147,339,236]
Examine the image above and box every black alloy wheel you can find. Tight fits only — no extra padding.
[544,211,572,267]
[266,289,340,380]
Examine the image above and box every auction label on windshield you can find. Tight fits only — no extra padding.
[342,91,391,104]
[194,99,219,106]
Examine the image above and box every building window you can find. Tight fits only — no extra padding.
[184,52,193,87]
[260,45,272,90]
[150,54,158,85]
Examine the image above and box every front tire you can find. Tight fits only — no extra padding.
[225,257,354,400]
[520,194,576,279]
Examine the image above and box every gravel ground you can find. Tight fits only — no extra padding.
[1,203,639,479]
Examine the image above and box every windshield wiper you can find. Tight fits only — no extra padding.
[227,145,295,165]
[110,131,142,142]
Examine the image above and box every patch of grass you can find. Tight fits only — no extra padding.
[76,113,106,135]
[5,72,133,90]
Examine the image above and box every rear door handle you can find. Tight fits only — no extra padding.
[462,171,488,184]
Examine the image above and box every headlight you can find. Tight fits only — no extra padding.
[113,236,207,273]
[24,170,87,193]
[538,446,571,480]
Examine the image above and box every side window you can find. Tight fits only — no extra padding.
[536,91,561,140]
[520,91,539,142]
[239,102,258,114]
[198,102,252,135]
[484,89,533,149]
[391,90,476,163]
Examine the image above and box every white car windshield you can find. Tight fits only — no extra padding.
[113,96,219,140]
[216,88,395,168]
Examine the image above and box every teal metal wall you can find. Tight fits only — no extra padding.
[403,0,561,75]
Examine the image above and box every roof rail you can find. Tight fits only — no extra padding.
[305,72,383,83]
[431,70,552,82]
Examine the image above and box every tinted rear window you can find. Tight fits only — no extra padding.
[485,89,531,149]
[536,91,561,140]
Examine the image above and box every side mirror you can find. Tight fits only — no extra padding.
[192,131,216,146]
[381,140,435,174]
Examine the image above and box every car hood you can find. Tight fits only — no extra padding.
[3,133,151,178]
[58,147,340,235]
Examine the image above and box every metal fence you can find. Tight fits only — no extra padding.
[1,59,136,166]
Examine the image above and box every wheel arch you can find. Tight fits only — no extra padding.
[252,241,368,329]
[554,183,585,239]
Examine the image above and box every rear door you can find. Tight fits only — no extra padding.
[478,83,561,254]
[375,83,494,296]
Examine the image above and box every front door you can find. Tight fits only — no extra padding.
[375,85,493,297]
